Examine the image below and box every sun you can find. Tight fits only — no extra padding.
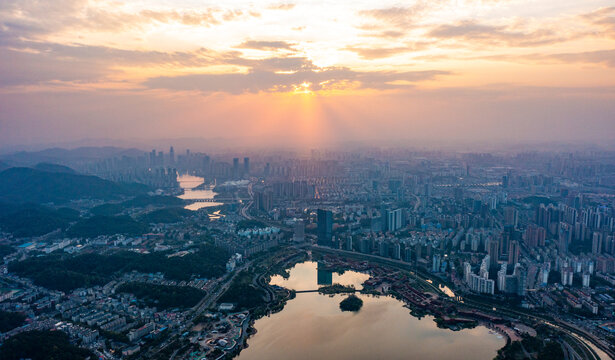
[293,82,314,95]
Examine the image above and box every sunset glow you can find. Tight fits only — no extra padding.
[1,0,614,147]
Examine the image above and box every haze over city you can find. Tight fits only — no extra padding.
[1,0,615,149]
[2,2,615,360]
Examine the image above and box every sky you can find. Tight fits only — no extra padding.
[1,0,614,149]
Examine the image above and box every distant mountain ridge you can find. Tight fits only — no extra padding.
[0,146,145,167]
[0,167,148,204]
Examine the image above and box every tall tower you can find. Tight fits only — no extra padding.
[233,158,239,179]
[243,157,250,176]
[488,239,499,269]
[508,240,520,265]
[317,209,333,247]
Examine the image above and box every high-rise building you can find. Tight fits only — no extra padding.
[524,225,546,248]
[392,242,401,260]
[582,273,591,287]
[558,222,572,254]
[454,187,464,202]
[488,239,499,269]
[243,157,250,176]
[540,267,549,287]
[360,238,371,254]
[317,209,333,247]
[169,146,175,165]
[508,240,520,265]
[382,207,403,232]
[293,220,305,243]
[387,209,403,232]
[415,243,422,260]
[378,240,389,257]
[254,190,273,212]
[561,267,574,286]
[497,264,507,291]
[592,232,603,254]
[424,183,432,197]
[202,155,211,174]
[157,151,164,167]
[504,207,519,228]
[404,246,412,262]
[467,269,495,295]
[432,254,441,273]
[464,262,472,284]
[514,263,527,296]
[233,158,239,178]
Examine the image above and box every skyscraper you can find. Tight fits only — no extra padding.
[387,209,403,232]
[149,149,156,166]
[504,207,519,228]
[488,239,499,269]
[293,220,305,243]
[233,158,239,178]
[558,222,572,254]
[508,240,520,265]
[202,155,211,174]
[317,209,333,247]
[592,232,603,254]
[432,254,441,273]
[243,157,250,176]
[360,238,371,254]
[524,225,546,248]
[515,264,527,296]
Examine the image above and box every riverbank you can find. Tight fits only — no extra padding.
[237,258,505,360]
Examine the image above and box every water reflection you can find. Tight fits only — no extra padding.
[439,284,455,298]
[270,262,369,291]
[316,262,333,286]
[239,261,504,360]
[176,174,223,211]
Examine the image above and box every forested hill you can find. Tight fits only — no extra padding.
[32,162,76,174]
[0,167,148,204]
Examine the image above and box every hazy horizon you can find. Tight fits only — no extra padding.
[1,0,615,149]
[2,136,615,156]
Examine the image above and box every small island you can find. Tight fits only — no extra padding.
[339,295,363,312]
[319,283,356,294]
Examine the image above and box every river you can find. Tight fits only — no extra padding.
[237,261,505,360]
[176,174,223,211]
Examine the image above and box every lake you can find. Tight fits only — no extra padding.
[237,261,505,360]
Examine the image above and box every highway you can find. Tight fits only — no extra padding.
[145,261,252,359]
[191,261,253,316]
[239,182,254,220]
[310,245,614,360]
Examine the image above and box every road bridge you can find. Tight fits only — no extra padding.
[190,198,248,202]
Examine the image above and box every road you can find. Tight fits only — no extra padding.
[146,261,252,358]
[192,261,253,315]
[310,245,614,360]
[239,181,254,220]
[412,193,421,212]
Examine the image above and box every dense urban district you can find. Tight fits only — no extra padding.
[0,146,613,360]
